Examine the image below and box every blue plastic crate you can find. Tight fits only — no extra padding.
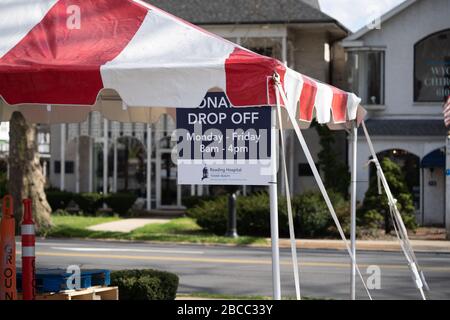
[16,268,111,293]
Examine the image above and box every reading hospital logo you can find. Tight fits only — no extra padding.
[201,166,209,181]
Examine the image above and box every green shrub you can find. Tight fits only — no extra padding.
[46,189,74,211]
[361,209,384,229]
[73,193,104,214]
[293,192,330,237]
[360,158,417,232]
[188,191,348,238]
[187,196,228,235]
[237,192,289,237]
[111,269,179,300]
[182,195,218,209]
[104,193,138,216]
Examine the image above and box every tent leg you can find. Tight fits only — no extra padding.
[350,122,358,300]
[270,107,281,300]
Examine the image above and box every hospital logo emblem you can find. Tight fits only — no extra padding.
[201,166,209,181]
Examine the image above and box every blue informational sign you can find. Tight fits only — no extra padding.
[175,92,272,185]
[446,169,450,176]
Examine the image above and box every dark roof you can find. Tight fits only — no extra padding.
[145,0,336,25]
[360,119,448,137]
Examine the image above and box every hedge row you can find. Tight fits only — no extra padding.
[187,191,350,238]
[111,269,179,300]
[45,190,137,215]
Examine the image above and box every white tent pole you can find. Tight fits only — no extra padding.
[60,124,66,191]
[279,34,288,197]
[146,124,152,211]
[269,107,281,300]
[103,119,108,196]
[289,134,295,193]
[275,85,301,300]
[350,121,358,300]
[274,80,373,299]
[362,121,427,299]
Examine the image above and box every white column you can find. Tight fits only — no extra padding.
[177,184,182,207]
[350,122,358,300]
[270,107,281,300]
[446,131,450,239]
[88,137,93,193]
[103,119,108,196]
[146,125,152,211]
[60,124,66,191]
[75,137,80,193]
[420,168,424,225]
[190,185,195,196]
[281,35,288,65]
[156,150,161,208]
[197,185,203,196]
[113,139,118,193]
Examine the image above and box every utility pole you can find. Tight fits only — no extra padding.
[444,97,450,239]
[225,186,239,238]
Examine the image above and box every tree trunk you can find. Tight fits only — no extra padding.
[8,112,52,231]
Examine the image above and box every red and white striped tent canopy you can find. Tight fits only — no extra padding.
[0,0,363,126]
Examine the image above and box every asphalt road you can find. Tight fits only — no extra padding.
[16,238,450,300]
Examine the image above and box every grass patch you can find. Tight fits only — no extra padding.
[42,214,124,239]
[42,215,267,246]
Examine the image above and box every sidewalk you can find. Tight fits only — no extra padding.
[87,218,170,233]
[276,238,450,253]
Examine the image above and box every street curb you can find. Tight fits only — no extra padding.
[37,236,450,253]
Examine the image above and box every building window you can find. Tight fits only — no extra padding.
[414,29,450,102]
[347,51,385,105]
[54,161,74,174]
[250,47,274,57]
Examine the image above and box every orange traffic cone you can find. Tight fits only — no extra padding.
[0,195,17,300]
[21,199,36,300]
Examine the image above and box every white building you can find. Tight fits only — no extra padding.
[0,122,51,179]
[342,0,450,226]
[48,0,350,210]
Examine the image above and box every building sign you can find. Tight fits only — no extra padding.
[414,29,450,102]
[175,92,272,185]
